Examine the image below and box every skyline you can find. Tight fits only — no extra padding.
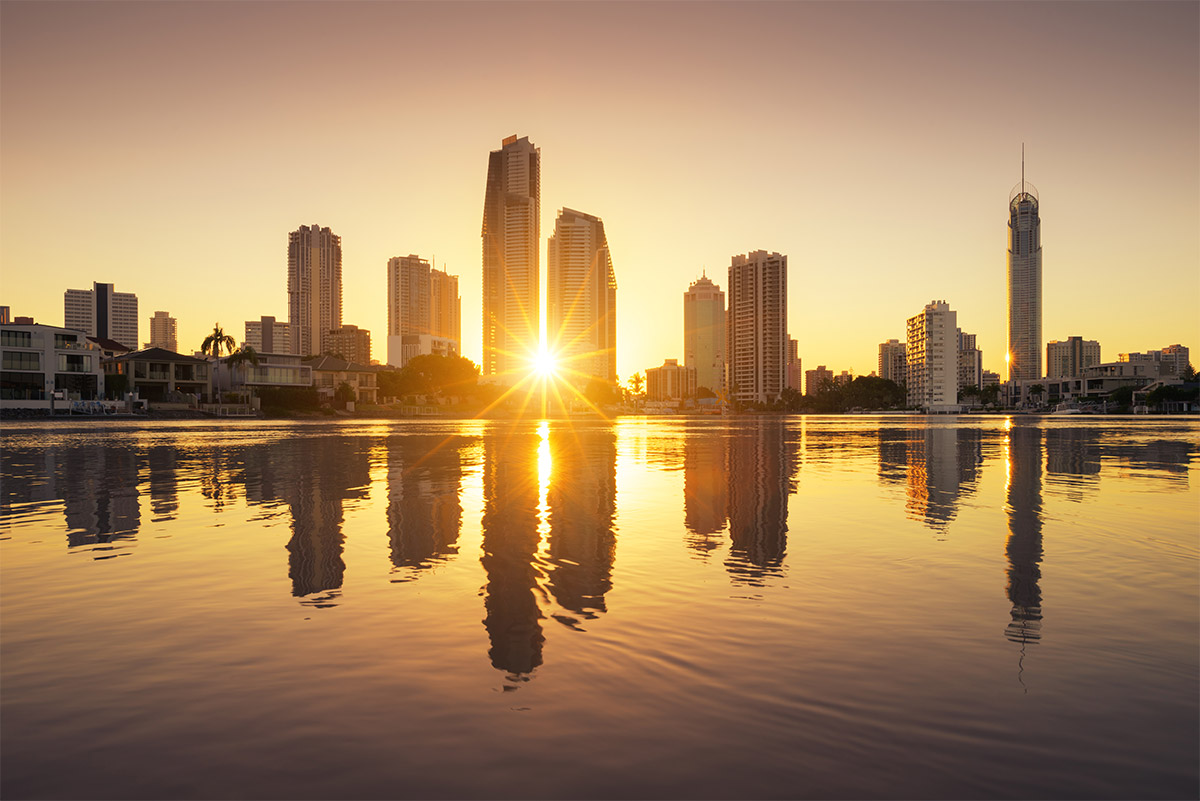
[2,2,1197,382]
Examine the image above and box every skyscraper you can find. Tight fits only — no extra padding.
[684,274,725,395]
[63,282,139,349]
[878,339,906,385]
[1046,336,1100,379]
[288,224,342,357]
[547,208,617,384]
[146,311,177,352]
[957,329,983,391]
[244,316,291,354]
[727,250,787,405]
[907,300,958,412]
[482,135,540,380]
[1007,157,1042,382]
[387,255,461,368]
[430,267,461,346]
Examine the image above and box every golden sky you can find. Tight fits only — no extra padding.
[2,1,1197,380]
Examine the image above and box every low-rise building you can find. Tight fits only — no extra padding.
[304,355,378,405]
[214,352,312,396]
[1,323,105,410]
[103,348,211,404]
[388,333,459,368]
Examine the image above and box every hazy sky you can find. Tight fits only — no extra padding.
[2,1,1197,381]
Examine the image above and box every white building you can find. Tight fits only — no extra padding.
[1118,344,1190,376]
[1,323,106,410]
[547,208,617,384]
[727,250,787,405]
[684,274,725,395]
[63,282,139,350]
[146,311,178,352]
[244,316,291,355]
[906,300,958,412]
[287,224,342,357]
[482,135,540,380]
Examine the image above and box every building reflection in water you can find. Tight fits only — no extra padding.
[1005,424,1044,646]
[878,426,982,534]
[725,418,792,586]
[146,445,179,521]
[280,437,370,608]
[481,426,544,679]
[545,426,617,626]
[386,434,465,578]
[60,444,140,556]
[683,428,728,557]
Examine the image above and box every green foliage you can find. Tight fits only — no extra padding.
[226,346,260,369]
[1109,385,1135,410]
[980,384,1001,406]
[627,372,644,395]
[1147,383,1199,407]
[1182,363,1197,382]
[201,323,236,359]
[334,382,356,403]
[771,376,903,413]
[377,354,481,401]
[584,377,621,407]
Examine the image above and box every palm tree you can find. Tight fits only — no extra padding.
[201,324,236,360]
[1030,383,1046,407]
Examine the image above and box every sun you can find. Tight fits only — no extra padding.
[533,347,558,377]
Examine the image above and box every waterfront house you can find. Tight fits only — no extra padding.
[304,355,378,404]
[104,348,211,404]
[1,323,105,411]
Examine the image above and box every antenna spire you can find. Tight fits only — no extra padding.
[1021,143,1025,193]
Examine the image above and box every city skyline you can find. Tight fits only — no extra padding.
[2,2,1197,381]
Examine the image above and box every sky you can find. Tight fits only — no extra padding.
[2,1,1197,382]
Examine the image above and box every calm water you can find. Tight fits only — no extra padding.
[2,416,1197,800]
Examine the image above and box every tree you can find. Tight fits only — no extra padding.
[1182,363,1197,382]
[1029,383,1046,405]
[584,377,620,407]
[980,384,1000,407]
[201,323,236,360]
[628,372,644,396]
[334,382,356,403]
[226,346,260,370]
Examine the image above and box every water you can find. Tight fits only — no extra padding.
[2,416,1197,800]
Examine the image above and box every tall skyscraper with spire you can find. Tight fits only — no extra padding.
[546,208,617,384]
[1007,151,1042,381]
[481,135,540,379]
[288,224,342,357]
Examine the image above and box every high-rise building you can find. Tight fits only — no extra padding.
[387,255,461,368]
[805,365,832,396]
[146,311,178,352]
[245,316,291,354]
[1047,336,1101,379]
[684,274,726,395]
[63,282,139,349]
[786,338,802,392]
[430,267,461,346]
[1007,159,1042,382]
[325,324,371,365]
[957,329,982,391]
[727,250,787,405]
[0,307,10,324]
[878,339,906,385]
[907,300,958,412]
[287,224,342,357]
[547,208,617,384]
[482,135,540,380]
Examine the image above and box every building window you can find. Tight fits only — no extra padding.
[1,371,44,400]
[1,330,32,348]
[2,351,40,371]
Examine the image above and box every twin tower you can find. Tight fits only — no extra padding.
[483,135,617,384]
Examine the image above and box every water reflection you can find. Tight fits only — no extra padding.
[386,434,465,577]
[281,437,370,607]
[480,426,544,678]
[60,444,140,555]
[683,431,728,556]
[1005,425,1044,646]
[546,427,617,625]
[725,418,793,585]
[879,427,983,533]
